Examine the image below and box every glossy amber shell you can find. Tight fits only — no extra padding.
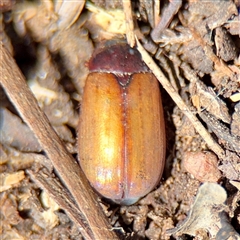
[78,70,165,205]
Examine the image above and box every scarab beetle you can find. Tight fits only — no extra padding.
[78,41,165,205]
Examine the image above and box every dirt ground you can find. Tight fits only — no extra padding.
[0,0,240,239]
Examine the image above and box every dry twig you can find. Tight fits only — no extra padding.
[0,43,119,240]
[122,0,135,47]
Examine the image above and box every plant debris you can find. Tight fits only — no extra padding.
[166,183,240,239]
[0,0,239,239]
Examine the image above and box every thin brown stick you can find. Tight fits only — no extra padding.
[122,0,135,47]
[0,43,119,240]
[153,0,160,28]
[136,39,225,160]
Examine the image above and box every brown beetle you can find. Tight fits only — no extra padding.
[78,41,165,205]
